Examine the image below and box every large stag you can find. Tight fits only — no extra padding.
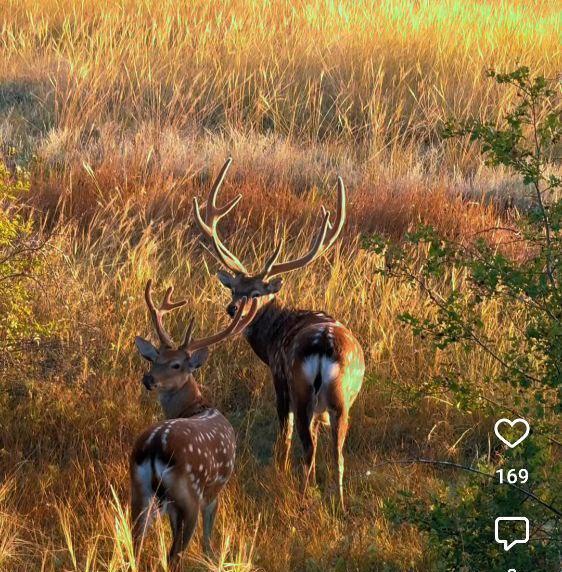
[193,158,364,510]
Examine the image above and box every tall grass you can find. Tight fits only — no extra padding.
[0,198,526,571]
[0,1,559,570]
[0,479,22,568]
[1,0,560,213]
[2,0,559,142]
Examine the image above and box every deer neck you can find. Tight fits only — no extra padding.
[157,375,208,419]
[244,297,291,366]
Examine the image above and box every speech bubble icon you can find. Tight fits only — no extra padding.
[495,517,529,551]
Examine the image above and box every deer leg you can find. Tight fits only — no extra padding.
[295,405,316,496]
[309,417,321,484]
[202,497,219,555]
[274,381,292,470]
[329,408,349,511]
[131,484,154,560]
[168,498,199,568]
[283,411,294,472]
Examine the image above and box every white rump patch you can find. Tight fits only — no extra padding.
[133,460,152,493]
[301,355,340,386]
[153,459,171,483]
[301,355,320,382]
[321,358,340,383]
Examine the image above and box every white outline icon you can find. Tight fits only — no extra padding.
[494,517,529,551]
[494,418,530,449]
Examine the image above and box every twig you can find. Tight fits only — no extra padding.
[352,458,561,517]
[469,226,521,237]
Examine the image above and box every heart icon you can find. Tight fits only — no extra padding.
[494,418,530,449]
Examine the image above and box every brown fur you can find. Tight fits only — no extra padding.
[131,283,255,567]
[224,292,365,510]
[130,370,236,567]
[194,161,364,508]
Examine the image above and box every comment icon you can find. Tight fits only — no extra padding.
[494,517,529,551]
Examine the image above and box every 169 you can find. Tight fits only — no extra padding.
[496,468,528,484]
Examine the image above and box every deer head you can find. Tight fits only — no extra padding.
[135,279,257,393]
[193,158,346,317]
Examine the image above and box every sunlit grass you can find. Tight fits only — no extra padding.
[1,0,560,177]
[0,1,559,570]
[0,193,524,570]
[0,479,22,569]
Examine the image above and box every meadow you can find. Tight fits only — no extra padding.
[0,1,560,570]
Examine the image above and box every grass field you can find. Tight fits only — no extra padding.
[0,1,560,570]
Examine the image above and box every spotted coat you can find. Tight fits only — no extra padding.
[241,296,364,510]
[245,298,364,414]
[131,408,236,508]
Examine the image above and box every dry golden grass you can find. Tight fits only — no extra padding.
[1,0,560,214]
[0,1,559,571]
[0,199,522,571]
[2,0,559,142]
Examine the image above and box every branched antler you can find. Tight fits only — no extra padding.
[193,159,346,278]
[144,279,257,351]
[180,297,258,352]
[192,158,248,274]
[260,177,346,278]
[144,279,187,348]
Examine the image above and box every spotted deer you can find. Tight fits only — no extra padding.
[131,279,256,566]
[193,158,364,510]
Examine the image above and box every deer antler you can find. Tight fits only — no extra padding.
[192,158,248,275]
[144,279,256,351]
[180,296,258,352]
[259,177,346,278]
[193,160,346,278]
[144,279,187,348]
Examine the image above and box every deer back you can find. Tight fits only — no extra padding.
[131,408,236,504]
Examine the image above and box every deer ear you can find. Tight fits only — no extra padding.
[188,347,209,370]
[265,277,283,294]
[135,336,159,362]
[217,270,235,289]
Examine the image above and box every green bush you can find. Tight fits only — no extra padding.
[368,66,561,434]
[369,68,562,570]
[0,160,45,347]
[385,438,560,571]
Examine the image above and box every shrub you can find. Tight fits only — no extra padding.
[0,159,46,349]
[369,67,562,570]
